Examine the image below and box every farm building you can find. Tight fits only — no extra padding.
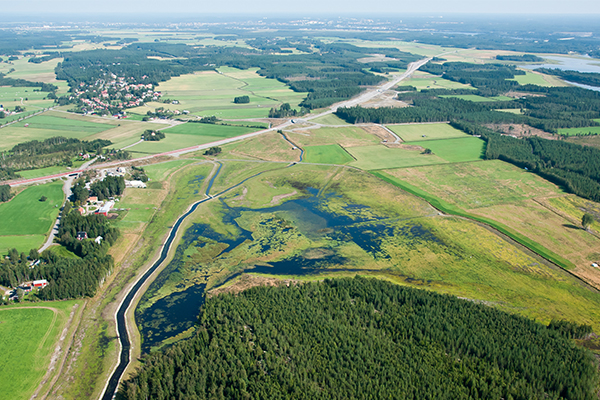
[33,279,48,289]
[125,180,147,188]
[95,200,115,216]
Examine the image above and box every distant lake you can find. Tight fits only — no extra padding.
[523,55,600,74]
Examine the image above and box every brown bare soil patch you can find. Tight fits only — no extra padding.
[566,135,600,150]
[571,265,600,290]
[361,90,409,109]
[271,190,297,205]
[208,274,300,297]
[485,123,556,140]
[361,124,397,142]
[385,143,426,151]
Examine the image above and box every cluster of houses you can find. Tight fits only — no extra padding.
[5,279,49,301]
[69,75,162,114]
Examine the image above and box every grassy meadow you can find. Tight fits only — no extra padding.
[557,126,600,136]
[219,131,299,162]
[381,160,600,271]
[0,181,64,254]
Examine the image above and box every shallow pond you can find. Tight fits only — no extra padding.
[136,188,442,352]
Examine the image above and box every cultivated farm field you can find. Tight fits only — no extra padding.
[0,181,64,254]
[0,300,80,400]
[130,67,306,119]
[303,144,355,164]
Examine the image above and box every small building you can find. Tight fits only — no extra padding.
[95,200,115,216]
[77,231,88,240]
[77,206,85,215]
[88,196,98,203]
[125,180,147,188]
[95,236,103,244]
[33,279,48,289]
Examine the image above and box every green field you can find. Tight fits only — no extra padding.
[508,70,566,87]
[0,114,115,150]
[12,114,111,133]
[347,145,447,170]
[386,123,470,142]
[557,126,600,136]
[0,86,55,111]
[303,144,355,164]
[409,137,486,163]
[130,68,306,119]
[0,301,79,400]
[0,181,64,254]
[126,123,258,154]
[438,94,514,102]
[162,122,257,137]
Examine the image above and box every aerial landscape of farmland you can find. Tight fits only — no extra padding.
[1,5,600,400]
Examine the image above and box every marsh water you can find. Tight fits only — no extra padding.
[523,55,600,74]
[136,188,442,352]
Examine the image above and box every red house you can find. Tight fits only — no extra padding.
[33,279,48,289]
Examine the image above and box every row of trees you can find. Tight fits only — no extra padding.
[141,130,165,141]
[0,185,12,202]
[0,137,111,180]
[119,277,597,400]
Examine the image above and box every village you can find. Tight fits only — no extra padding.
[67,74,162,114]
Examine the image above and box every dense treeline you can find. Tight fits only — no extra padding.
[0,185,12,202]
[57,202,120,256]
[0,137,111,180]
[0,200,118,300]
[269,103,299,118]
[119,277,597,400]
[141,130,165,141]
[233,95,250,104]
[90,176,125,200]
[0,73,58,93]
[0,247,114,300]
[496,54,544,62]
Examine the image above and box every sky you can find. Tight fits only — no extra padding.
[2,0,600,17]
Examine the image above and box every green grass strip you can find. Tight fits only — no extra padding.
[370,171,576,271]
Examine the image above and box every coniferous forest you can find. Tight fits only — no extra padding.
[118,278,597,400]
